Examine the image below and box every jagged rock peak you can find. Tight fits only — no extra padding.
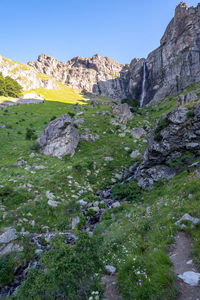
[28,52,129,99]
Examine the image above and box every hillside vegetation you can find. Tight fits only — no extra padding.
[0,73,22,98]
[0,83,200,299]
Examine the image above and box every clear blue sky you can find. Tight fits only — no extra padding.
[0,0,199,64]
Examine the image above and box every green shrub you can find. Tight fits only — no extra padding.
[16,232,103,300]
[25,128,37,140]
[88,175,96,184]
[111,181,142,202]
[0,256,14,285]
[30,142,40,151]
[68,112,75,118]
[0,186,34,209]
[154,117,169,142]
[50,115,57,121]
[0,72,22,97]
[122,98,139,108]
[166,152,194,169]
[187,110,194,119]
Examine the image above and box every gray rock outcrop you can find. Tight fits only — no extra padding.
[38,114,79,158]
[136,104,200,188]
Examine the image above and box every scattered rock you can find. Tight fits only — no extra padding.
[131,128,146,139]
[71,216,80,229]
[46,191,55,201]
[80,133,96,142]
[112,202,121,208]
[130,150,141,159]
[0,228,17,244]
[112,103,132,124]
[104,157,113,161]
[105,265,116,275]
[176,213,199,226]
[178,271,200,286]
[48,200,60,207]
[0,243,23,256]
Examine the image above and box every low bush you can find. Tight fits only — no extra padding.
[0,256,14,285]
[0,72,22,97]
[16,232,103,300]
[25,128,37,140]
[111,181,142,202]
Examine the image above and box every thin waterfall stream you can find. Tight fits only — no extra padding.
[140,62,146,108]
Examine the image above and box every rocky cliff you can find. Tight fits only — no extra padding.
[28,53,129,99]
[129,2,200,105]
[136,103,200,189]
[0,54,57,91]
[27,2,200,104]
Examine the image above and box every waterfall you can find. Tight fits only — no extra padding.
[140,62,146,108]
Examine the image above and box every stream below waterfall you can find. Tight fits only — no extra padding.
[0,163,139,298]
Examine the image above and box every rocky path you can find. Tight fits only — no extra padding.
[170,232,200,300]
[101,275,122,300]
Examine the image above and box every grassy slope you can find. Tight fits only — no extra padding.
[1,56,85,104]
[24,83,85,104]
[0,83,200,299]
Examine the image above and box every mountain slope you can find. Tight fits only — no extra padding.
[29,2,200,106]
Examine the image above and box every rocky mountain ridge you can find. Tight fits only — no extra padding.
[0,54,57,91]
[28,53,129,99]
[28,2,200,105]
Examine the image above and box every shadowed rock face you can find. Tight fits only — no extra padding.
[129,2,200,105]
[136,104,200,189]
[38,114,79,158]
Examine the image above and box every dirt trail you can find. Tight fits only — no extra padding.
[170,232,200,300]
[101,274,122,300]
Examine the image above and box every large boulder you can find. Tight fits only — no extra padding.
[38,114,79,158]
[112,103,133,124]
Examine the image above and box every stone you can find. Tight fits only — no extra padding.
[112,103,132,124]
[131,128,146,139]
[46,191,55,200]
[0,228,17,244]
[0,243,23,256]
[185,91,198,103]
[91,207,100,213]
[168,108,188,124]
[78,200,87,206]
[80,133,95,142]
[104,157,113,161]
[105,265,116,275]
[38,114,79,158]
[178,271,200,286]
[72,216,80,229]
[176,213,199,225]
[48,200,60,207]
[112,202,121,208]
[130,150,141,159]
